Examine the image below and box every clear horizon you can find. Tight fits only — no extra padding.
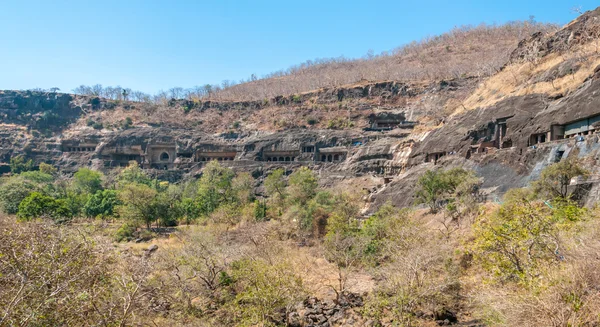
[0,0,596,94]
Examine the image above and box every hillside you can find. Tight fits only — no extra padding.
[70,21,555,102]
[203,22,556,101]
[4,7,600,327]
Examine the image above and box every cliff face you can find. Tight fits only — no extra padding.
[373,8,600,210]
[0,77,473,182]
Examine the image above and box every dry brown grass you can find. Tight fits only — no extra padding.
[209,22,554,101]
[457,42,600,113]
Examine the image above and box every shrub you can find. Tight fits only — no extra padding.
[288,167,317,206]
[471,189,583,282]
[83,189,120,218]
[39,162,57,175]
[73,168,104,194]
[92,122,103,130]
[122,117,133,129]
[326,117,354,129]
[114,223,137,242]
[19,171,54,184]
[0,217,128,326]
[306,117,318,125]
[533,158,589,200]
[253,200,267,221]
[226,259,305,326]
[415,168,478,213]
[17,192,72,223]
[0,178,36,214]
[9,155,34,174]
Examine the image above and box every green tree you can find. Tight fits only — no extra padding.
[232,171,255,204]
[20,171,54,184]
[9,155,34,174]
[196,161,235,216]
[264,168,288,214]
[152,185,182,227]
[117,161,152,186]
[253,199,267,221]
[264,168,287,200]
[533,158,589,199]
[360,204,421,262]
[415,170,448,213]
[324,218,368,301]
[17,192,72,223]
[180,197,200,224]
[83,189,120,218]
[0,177,36,214]
[472,188,583,282]
[288,167,318,205]
[73,168,104,194]
[415,168,477,213]
[38,162,58,175]
[118,183,158,229]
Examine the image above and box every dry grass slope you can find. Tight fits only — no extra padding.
[209,22,556,101]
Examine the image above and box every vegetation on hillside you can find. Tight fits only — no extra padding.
[0,156,596,326]
[69,21,555,102]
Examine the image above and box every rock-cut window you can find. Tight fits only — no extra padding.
[160,152,169,161]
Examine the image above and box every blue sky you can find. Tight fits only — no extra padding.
[0,0,597,94]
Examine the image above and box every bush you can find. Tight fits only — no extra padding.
[415,168,478,213]
[92,122,103,130]
[17,192,72,223]
[326,117,354,130]
[20,171,54,184]
[9,155,34,174]
[226,258,305,326]
[114,223,137,242]
[39,162,57,175]
[121,117,133,129]
[471,189,583,282]
[533,158,589,200]
[306,117,318,125]
[83,189,120,218]
[288,167,318,206]
[0,178,36,214]
[253,200,267,221]
[0,217,128,326]
[73,168,104,194]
